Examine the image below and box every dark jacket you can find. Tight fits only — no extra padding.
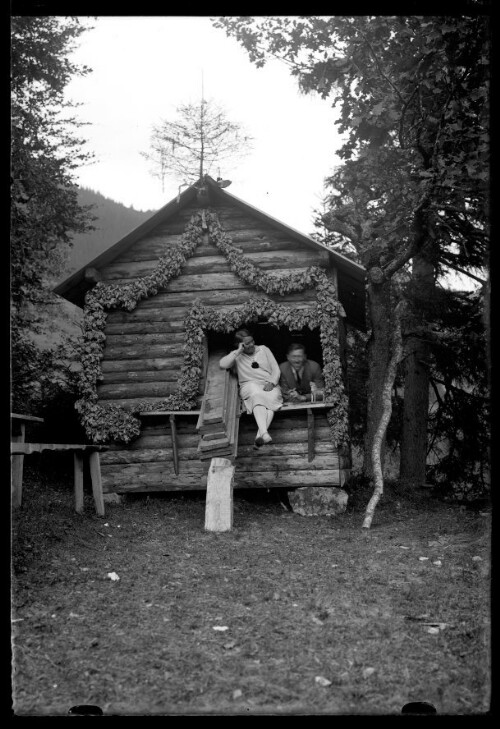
[279,359,324,400]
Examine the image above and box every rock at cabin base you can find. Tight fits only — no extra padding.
[103,493,124,505]
[287,487,348,516]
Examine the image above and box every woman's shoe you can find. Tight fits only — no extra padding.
[254,436,264,448]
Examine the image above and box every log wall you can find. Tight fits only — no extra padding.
[95,198,349,491]
[97,200,334,409]
[100,409,350,493]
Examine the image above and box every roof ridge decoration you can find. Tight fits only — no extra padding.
[75,209,349,446]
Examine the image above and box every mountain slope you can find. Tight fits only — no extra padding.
[63,188,157,275]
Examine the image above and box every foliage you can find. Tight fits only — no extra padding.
[11,16,95,316]
[425,289,490,498]
[142,98,253,188]
[214,15,489,278]
[11,16,96,419]
[10,333,83,440]
[76,209,348,446]
[214,15,490,487]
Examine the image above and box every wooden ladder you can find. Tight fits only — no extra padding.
[196,350,241,461]
[197,350,242,531]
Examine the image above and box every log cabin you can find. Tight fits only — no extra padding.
[53,175,366,498]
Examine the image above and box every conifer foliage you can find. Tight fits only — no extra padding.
[11,16,94,414]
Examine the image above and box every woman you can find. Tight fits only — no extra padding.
[219,329,283,448]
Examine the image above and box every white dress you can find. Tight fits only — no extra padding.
[219,345,283,414]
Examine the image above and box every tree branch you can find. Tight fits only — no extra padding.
[440,262,486,285]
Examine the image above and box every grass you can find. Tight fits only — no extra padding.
[11,458,491,716]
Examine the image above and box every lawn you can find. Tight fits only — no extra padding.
[11,459,491,716]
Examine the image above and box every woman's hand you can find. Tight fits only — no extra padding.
[263,382,275,391]
[236,342,244,355]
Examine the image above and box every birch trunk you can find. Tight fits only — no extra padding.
[362,300,405,529]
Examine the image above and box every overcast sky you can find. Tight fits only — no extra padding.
[65,15,344,237]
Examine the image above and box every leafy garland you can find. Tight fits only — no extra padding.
[75,208,349,447]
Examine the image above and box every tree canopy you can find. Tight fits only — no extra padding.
[11,16,95,316]
[214,15,489,283]
[214,15,490,502]
[11,16,95,412]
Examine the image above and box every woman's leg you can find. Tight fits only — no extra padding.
[265,409,274,430]
[252,405,268,437]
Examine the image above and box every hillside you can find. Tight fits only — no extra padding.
[63,188,157,275]
[38,190,158,349]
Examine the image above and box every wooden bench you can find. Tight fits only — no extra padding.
[11,413,108,516]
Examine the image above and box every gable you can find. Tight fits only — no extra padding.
[54,176,366,330]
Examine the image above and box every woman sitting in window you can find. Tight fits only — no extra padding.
[219,329,283,448]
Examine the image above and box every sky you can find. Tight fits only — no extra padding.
[63,15,480,291]
[65,15,344,237]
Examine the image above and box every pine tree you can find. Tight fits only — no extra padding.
[142,98,253,189]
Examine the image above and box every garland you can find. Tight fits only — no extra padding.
[75,208,349,447]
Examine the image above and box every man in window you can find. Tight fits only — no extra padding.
[279,343,325,403]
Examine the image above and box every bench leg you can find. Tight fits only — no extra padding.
[89,452,105,517]
[74,452,84,514]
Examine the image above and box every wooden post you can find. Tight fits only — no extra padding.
[89,451,105,517]
[11,423,25,509]
[169,414,179,475]
[307,408,315,462]
[74,452,84,514]
[205,457,234,532]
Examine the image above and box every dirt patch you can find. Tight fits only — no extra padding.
[11,462,491,715]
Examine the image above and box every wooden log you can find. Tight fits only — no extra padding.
[102,477,207,493]
[102,343,184,360]
[233,470,342,487]
[102,268,318,291]
[205,457,234,532]
[106,307,188,323]
[104,331,186,347]
[119,235,307,264]
[101,467,208,491]
[74,451,84,514]
[100,370,181,385]
[101,449,339,472]
[96,381,177,399]
[97,397,180,410]
[131,287,317,309]
[101,357,184,373]
[105,320,186,335]
[100,250,327,281]
[100,467,342,492]
[99,443,346,468]
[233,454,338,471]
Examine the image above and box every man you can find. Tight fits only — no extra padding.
[279,343,325,403]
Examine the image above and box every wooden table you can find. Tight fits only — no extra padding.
[11,413,44,508]
[11,413,108,515]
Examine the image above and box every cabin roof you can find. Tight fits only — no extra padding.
[53,175,366,329]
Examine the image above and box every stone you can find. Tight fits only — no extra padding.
[287,486,348,516]
[103,493,124,505]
